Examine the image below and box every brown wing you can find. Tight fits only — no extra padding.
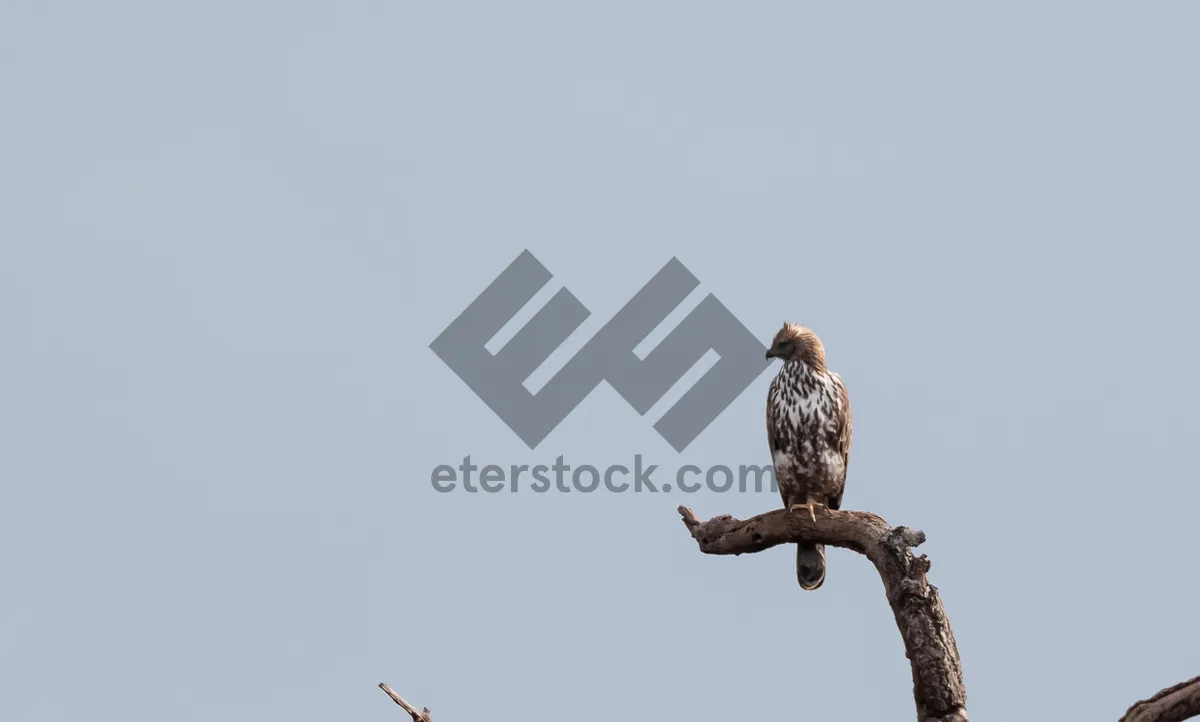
[833,373,852,468]
[829,372,852,510]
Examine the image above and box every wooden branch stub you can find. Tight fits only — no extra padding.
[379,683,433,722]
[677,505,969,722]
[1120,676,1200,722]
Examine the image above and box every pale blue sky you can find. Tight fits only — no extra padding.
[3,3,1199,721]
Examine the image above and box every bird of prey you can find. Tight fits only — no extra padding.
[765,322,852,591]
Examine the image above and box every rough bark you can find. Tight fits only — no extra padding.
[1120,677,1200,722]
[677,505,968,722]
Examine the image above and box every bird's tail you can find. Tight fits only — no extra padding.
[796,542,826,590]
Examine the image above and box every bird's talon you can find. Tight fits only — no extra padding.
[788,503,818,522]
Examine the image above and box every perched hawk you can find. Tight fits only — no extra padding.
[765,322,852,591]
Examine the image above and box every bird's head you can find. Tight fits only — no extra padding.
[765,322,826,371]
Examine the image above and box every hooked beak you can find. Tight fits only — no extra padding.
[765,348,776,360]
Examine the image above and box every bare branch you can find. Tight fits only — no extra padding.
[379,683,433,722]
[377,508,1196,722]
[1120,676,1200,722]
[678,505,968,722]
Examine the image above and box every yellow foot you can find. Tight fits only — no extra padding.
[788,503,822,522]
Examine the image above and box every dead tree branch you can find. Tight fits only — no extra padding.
[379,683,433,722]
[677,505,968,722]
[1120,676,1200,722]
[377,507,1196,722]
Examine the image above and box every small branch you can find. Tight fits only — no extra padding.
[678,505,968,722]
[1120,676,1200,722]
[379,683,433,722]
